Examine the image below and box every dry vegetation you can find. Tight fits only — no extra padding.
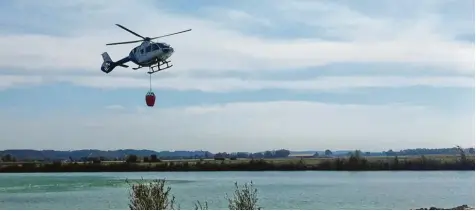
[127,179,178,210]
[127,179,261,210]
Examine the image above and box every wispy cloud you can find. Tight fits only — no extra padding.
[104,104,125,110]
[2,75,472,92]
[1,101,473,151]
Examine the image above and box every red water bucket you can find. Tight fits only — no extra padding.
[145,91,156,107]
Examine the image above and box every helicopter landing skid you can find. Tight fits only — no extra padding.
[147,60,173,74]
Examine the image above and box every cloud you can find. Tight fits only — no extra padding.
[0,0,473,79]
[1,75,473,92]
[0,75,43,90]
[0,101,473,151]
[104,104,125,110]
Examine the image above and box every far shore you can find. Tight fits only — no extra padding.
[415,204,474,210]
[1,153,474,173]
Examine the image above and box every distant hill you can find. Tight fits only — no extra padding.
[0,149,212,161]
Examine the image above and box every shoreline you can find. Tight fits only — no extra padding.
[415,204,474,210]
[1,168,475,173]
[1,155,474,173]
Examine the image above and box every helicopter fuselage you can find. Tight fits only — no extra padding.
[128,41,174,67]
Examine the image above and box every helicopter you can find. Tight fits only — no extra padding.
[100,24,191,74]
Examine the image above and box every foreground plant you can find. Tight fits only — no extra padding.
[127,178,260,210]
[127,178,178,210]
[226,181,261,210]
[194,200,209,210]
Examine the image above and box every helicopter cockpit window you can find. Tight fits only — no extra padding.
[151,44,160,51]
[146,46,152,52]
[158,43,169,48]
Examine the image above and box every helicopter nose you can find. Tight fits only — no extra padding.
[163,47,174,54]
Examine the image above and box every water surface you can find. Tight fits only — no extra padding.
[0,171,473,210]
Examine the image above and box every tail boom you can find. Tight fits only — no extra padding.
[100,52,130,74]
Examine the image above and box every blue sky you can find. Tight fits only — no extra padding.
[0,0,474,152]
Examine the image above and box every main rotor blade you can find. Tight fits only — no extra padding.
[115,24,145,39]
[149,29,192,40]
[106,39,143,46]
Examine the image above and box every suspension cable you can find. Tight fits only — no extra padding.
[149,68,152,92]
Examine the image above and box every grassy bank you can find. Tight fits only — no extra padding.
[1,152,474,173]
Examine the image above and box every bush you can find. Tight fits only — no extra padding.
[127,179,177,210]
[127,179,261,210]
[226,181,261,210]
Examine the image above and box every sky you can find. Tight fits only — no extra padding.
[0,0,474,152]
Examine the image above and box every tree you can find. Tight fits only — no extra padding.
[274,149,290,158]
[1,154,15,162]
[385,150,396,156]
[456,145,467,164]
[204,152,213,159]
[150,154,159,162]
[126,154,138,163]
[263,151,273,158]
[143,156,150,162]
[250,153,264,159]
[215,152,229,159]
[324,150,332,157]
[236,152,249,158]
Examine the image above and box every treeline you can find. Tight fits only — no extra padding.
[1,151,473,173]
[0,149,294,163]
[214,149,291,159]
[381,147,475,156]
[1,147,474,163]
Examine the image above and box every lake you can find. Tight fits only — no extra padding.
[0,171,474,210]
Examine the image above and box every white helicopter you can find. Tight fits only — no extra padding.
[100,24,191,74]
